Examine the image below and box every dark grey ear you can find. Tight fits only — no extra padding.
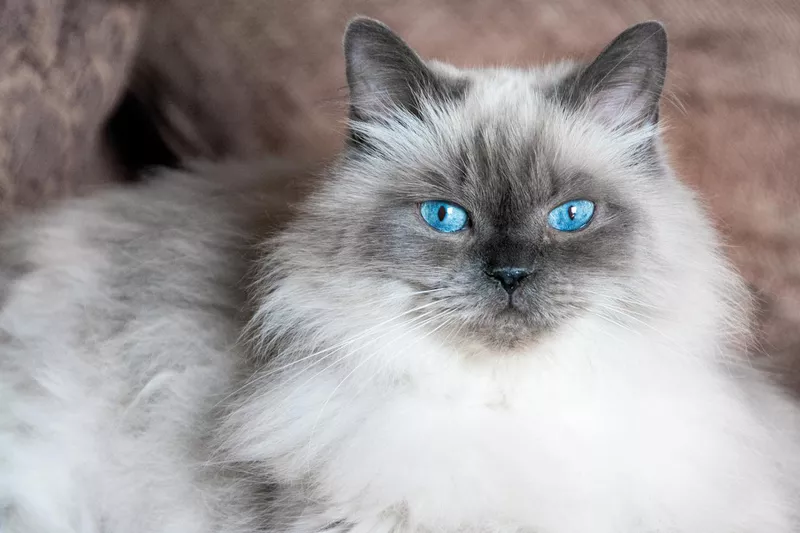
[344,17,462,122]
[559,22,668,129]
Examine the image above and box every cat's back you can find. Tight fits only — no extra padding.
[0,161,289,378]
[0,160,303,532]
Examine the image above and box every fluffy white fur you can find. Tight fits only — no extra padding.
[1,19,799,533]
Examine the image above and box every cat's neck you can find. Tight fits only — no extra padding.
[221,307,736,478]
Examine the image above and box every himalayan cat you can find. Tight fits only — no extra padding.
[1,17,799,533]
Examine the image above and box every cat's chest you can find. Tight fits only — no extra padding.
[305,369,757,533]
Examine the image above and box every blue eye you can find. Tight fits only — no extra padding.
[420,201,469,233]
[547,200,595,232]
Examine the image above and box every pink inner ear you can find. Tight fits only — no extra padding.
[571,22,667,130]
[587,81,654,130]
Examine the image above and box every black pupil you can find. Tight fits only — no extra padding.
[568,205,577,220]
[438,206,447,221]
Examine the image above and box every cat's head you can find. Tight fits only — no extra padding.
[265,19,731,354]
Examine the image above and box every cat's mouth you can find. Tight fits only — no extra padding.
[434,298,551,352]
[497,303,526,319]
[429,289,557,350]
[503,294,526,312]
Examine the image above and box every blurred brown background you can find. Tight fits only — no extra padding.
[1,0,798,377]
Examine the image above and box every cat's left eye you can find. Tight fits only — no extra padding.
[548,200,595,232]
[420,201,469,233]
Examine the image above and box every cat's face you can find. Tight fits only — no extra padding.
[283,20,673,352]
[342,130,644,349]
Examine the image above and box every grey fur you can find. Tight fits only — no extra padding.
[344,18,469,145]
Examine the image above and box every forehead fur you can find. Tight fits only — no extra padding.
[347,60,660,195]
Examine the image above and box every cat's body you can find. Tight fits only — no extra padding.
[1,18,799,533]
[0,163,296,532]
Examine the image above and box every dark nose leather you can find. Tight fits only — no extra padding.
[486,267,531,295]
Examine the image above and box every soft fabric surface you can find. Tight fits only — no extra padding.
[2,0,799,377]
[0,0,144,215]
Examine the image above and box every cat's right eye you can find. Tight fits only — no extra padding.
[420,201,469,233]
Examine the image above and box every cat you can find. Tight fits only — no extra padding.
[1,16,799,533]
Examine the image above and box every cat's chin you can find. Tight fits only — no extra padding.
[444,308,549,354]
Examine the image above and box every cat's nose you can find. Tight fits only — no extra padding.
[485,267,531,295]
